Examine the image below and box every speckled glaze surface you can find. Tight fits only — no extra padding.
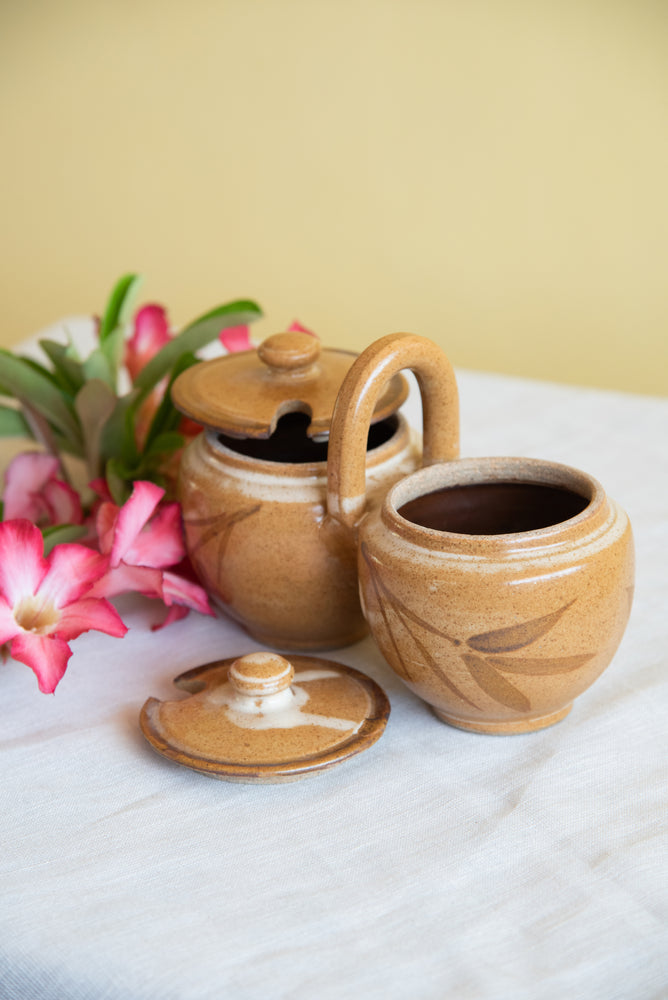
[171,331,407,440]
[352,458,634,733]
[174,332,460,650]
[326,340,634,734]
[139,652,390,782]
[177,416,419,649]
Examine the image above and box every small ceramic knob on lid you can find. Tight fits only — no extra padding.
[258,332,321,373]
[170,330,408,440]
[228,652,294,699]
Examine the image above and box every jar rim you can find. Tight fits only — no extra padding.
[203,412,411,476]
[382,456,606,551]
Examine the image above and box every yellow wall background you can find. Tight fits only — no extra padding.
[1,0,667,394]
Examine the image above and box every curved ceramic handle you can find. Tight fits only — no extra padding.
[327,333,460,531]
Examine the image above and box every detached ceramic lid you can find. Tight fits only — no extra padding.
[171,331,408,439]
[140,652,390,783]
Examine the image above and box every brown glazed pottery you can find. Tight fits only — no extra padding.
[172,331,459,649]
[140,651,390,782]
[326,346,635,734]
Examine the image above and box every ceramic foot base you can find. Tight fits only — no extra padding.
[432,703,573,735]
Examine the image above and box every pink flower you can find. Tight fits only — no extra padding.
[123,305,176,452]
[219,325,253,353]
[287,320,317,337]
[87,481,213,625]
[126,308,256,375]
[125,304,171,381]
[218,320,315,353]
[0,520,127,693]
[3,453,83,527]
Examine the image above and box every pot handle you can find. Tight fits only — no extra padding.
[326,333,460,531]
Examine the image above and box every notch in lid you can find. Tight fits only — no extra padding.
[171,331,408,440]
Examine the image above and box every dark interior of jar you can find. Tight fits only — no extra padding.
[217,412,399,463]
[398,481,589,534]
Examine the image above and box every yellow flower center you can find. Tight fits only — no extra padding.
[14,596,60,635]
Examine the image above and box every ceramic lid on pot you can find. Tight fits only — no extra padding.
[170,330,409,439]
[139,652,390,783]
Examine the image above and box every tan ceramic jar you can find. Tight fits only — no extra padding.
[177,418,419,648]
[353,458,634,733]
[173,331,460,649]
[326,339,634,733]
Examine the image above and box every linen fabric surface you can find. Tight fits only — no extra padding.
[1,324,667,1000]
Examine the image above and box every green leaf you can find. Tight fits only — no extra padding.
[143,351,198,451]
[99,392,140,469]
[99,325,126,385]
[105,458,135,506]
[74,379,118,479]
[0,350,81,442]
[82,347,115,388]
[143,431,184,458]
[20,403,67,458]
[38,339,85,396]
[16,355,64,388]
[42,523,88,556]
[132,299,262,398]
[99,273,142,342]
[0,404,31,437]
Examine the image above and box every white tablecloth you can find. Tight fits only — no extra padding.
[2,325,667,1000]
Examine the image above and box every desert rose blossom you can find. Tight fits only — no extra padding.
[124,305,175,449]
[218,325,253,353]
[126,309,254,375]
[220,320,316,351]
[285,321,316,337]
[124,304,171,382]
[3,452,83,527]
[86,480,213,625]
[125,309,253,465]
[0,520,127,693]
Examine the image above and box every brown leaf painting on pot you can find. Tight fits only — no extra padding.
[325,335,634,735]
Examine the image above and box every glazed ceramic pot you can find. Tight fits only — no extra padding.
[326,353,634,733]
[173,331,460,649]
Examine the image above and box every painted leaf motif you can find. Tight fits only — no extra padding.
[462,654,531,712]
[390,600,478,706]
[486,653,594,675]
[359,543,458,643]
[359,543,478,706]
[360,547,413,683]
[467,600,576,653]
[186,504,261,556]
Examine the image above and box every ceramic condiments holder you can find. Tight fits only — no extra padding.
[172,330,460,650]
[326,340,635,734]
[140,651,390,782]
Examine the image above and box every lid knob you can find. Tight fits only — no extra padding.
[228,652,295,698]
[258,331,321,373]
